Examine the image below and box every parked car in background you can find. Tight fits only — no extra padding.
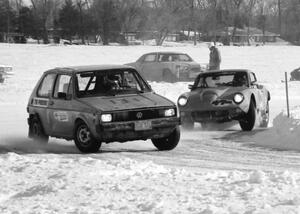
[27,65,180,153]
[0,65,13,83]
[177,69,270,131]
[126,52,206,82]
[290,67,300,81]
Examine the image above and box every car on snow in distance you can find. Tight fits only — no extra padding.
[0,65,13,83]
[290,67,300,81]
[27,65,180,153]
[126,52,206,82]
[177,69,270,131]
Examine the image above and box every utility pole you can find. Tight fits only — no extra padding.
[285,72,290,118]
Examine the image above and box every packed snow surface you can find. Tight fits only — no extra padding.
[2,153,300,214]
[242,108,300,151]
[1,43,300,213]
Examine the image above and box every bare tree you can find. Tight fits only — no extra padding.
[231,0,243,40]
[30,0,60,44]
[116,0,141,33]
[189,0,197,45]
[244,0,257,45]
[6,0,10,38]
[9,0,24,15]
[92,0,118,45]
[75,0,88,44]
[142,0,187,45]
[256,0,267,44]
[278,0,281,34]
[2,0,299,45]
[283,0,300,43]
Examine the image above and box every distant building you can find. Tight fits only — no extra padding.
[208,27,280,45]
[124,32,137,42]
[123,31,179,44]
[180,31,201,41]
[165,33,180,42]
[231,27,279,44]
[0,32,26,43]
[123,32,143,45]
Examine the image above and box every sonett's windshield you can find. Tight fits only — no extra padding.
[194,72,249,88]
[76,69,151,97]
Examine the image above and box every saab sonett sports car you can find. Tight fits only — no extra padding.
[27,65,180,153]
[178,69,270,131]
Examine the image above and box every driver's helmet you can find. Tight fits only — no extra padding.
[107,74,119,81]
[106,74,121,88]
[233,73,247,86]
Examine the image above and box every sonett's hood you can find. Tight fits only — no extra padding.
[79,92,175,112]
[186,86,247,104]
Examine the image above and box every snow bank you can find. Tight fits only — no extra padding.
[2,44,300,213]
[1,154,300,213]
[243,107,300,151]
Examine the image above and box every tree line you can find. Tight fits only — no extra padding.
[0,0,299,45]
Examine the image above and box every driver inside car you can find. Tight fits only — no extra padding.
[233,73,248,87]
[106,74,121,89]
[94,74,120,93]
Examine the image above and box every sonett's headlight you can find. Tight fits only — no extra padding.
[233,93,244,104]
[101,114,112,122]
[164,108,175,117]
[178,97,188,106]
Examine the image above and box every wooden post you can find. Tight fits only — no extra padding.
[285,72,290,117]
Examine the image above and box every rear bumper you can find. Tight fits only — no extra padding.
[180,108,244,123]
[95,117,180,142]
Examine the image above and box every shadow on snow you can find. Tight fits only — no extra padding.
[0,137,157,155]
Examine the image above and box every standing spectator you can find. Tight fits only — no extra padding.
[208,42,221,70]
[0,73,4,83]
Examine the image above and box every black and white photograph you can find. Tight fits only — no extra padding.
[1,0,300,213]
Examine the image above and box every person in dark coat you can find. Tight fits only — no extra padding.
[208,42,221,70]
[0,73,4,83]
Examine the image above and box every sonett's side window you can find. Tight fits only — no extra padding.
[143,54,156,62]
[250,73,256,84]
[53,75,72,98]
[37,73,56,98]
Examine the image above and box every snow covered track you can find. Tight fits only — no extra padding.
[1,44,300,213]
[1,149,300,213]
[1,104,300,212]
